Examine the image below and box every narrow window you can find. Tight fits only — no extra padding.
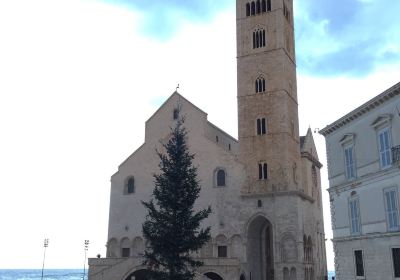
[262,30,266,47]
[393,248,400,277]
[246,3,250,16]
[257,118,261,135]
[251,1,255,15]
[385,189,399,231]
[173,108,179,120]
[344,145,356,179]
[258,200,262,207]
[262,78,266,92]
[228,143,231,151]
[127,177,135,194]
[354,250,365,277]
[256,31,259,48]
[256,0,261,14]
[122,248,130,258]
[218,246,227,258]
[256,77,266,93]
[253,32,256,49]
[216,136,219,142]
[261,118,266,134]
[216,169,226,187]
[378,127,392,168]
[256,118,266,135]
[267,0,271,11]
[255,79,259,93]
[258,163,263,180]
[262,0,266,12]
[349,198,361,235]
[263,163,268,179]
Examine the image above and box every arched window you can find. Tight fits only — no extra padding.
[217,169,226,187]
[256,0,261,14]
[262,0,267,12]
[267,0,271,11]
[255,31,259,48]
[256,118,267,135]
[120,237,131,258]
[216,234,228,258]
[253,29,266,49]
[251,1,256,15]
[246,3,250,16]
[127,177,135,194]
[255,77,266,93]
[173,108,179,120]
[258,162,268,180]
[262,30,266,46]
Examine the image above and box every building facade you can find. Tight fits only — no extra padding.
[320,82,400,280]
[89,1,327,279]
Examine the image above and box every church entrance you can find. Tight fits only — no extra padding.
[124,269,150,280]
[247,216,274,280]
[204,272,224,280]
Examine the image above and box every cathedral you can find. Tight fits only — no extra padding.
[88,0,328,279]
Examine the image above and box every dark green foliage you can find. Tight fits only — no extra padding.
[142,114,211,280]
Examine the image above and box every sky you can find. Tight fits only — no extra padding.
[0,0,399,271]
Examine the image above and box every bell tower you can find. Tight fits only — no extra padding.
[237,0,300,193]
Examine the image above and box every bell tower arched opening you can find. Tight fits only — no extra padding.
[247,216,274,280]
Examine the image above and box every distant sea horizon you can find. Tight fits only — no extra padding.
[0,269,335,279]
[0,269,86,280]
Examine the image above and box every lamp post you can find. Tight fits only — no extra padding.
[82,240,89,280]
[41,238,49,280]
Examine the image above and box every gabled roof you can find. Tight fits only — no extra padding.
[145,91,207,125]
[319,82,400,136]
[300,128,322,168]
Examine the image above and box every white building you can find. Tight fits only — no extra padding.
[319,82,400,280]
[89,1,327,279]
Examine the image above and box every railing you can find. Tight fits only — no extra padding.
[392,145,400,164]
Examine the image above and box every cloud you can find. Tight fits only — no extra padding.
[99,0,233,39]
[295,0,400,76]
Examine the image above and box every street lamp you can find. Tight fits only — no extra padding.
[82,240,89,280]
[41,238,49,280]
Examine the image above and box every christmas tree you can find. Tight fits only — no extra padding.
[142,111,211,280]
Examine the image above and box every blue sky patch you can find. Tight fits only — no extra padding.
[295,0,400,77]
[100,0,400,77]
[100,0,232,40]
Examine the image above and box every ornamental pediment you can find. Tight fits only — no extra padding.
[370,114,392,129]
[339,133,355,145]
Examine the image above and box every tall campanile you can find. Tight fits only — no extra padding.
[237,0,300,193]
[236,1,327,280]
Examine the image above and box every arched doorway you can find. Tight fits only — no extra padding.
[247,216,274,280]
[125,269,150,280]
[204,272,223,280]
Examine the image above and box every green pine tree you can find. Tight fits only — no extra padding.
[142,113,212,280]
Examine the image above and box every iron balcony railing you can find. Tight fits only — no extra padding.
[392,145,400,164]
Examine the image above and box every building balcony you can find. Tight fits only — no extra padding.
[393,145,400,165]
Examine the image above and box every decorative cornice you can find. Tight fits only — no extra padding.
[319,82,400,136]
[332,231,400,243]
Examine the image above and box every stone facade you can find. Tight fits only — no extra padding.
[320,82,400,280]
[89,1,327,279]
